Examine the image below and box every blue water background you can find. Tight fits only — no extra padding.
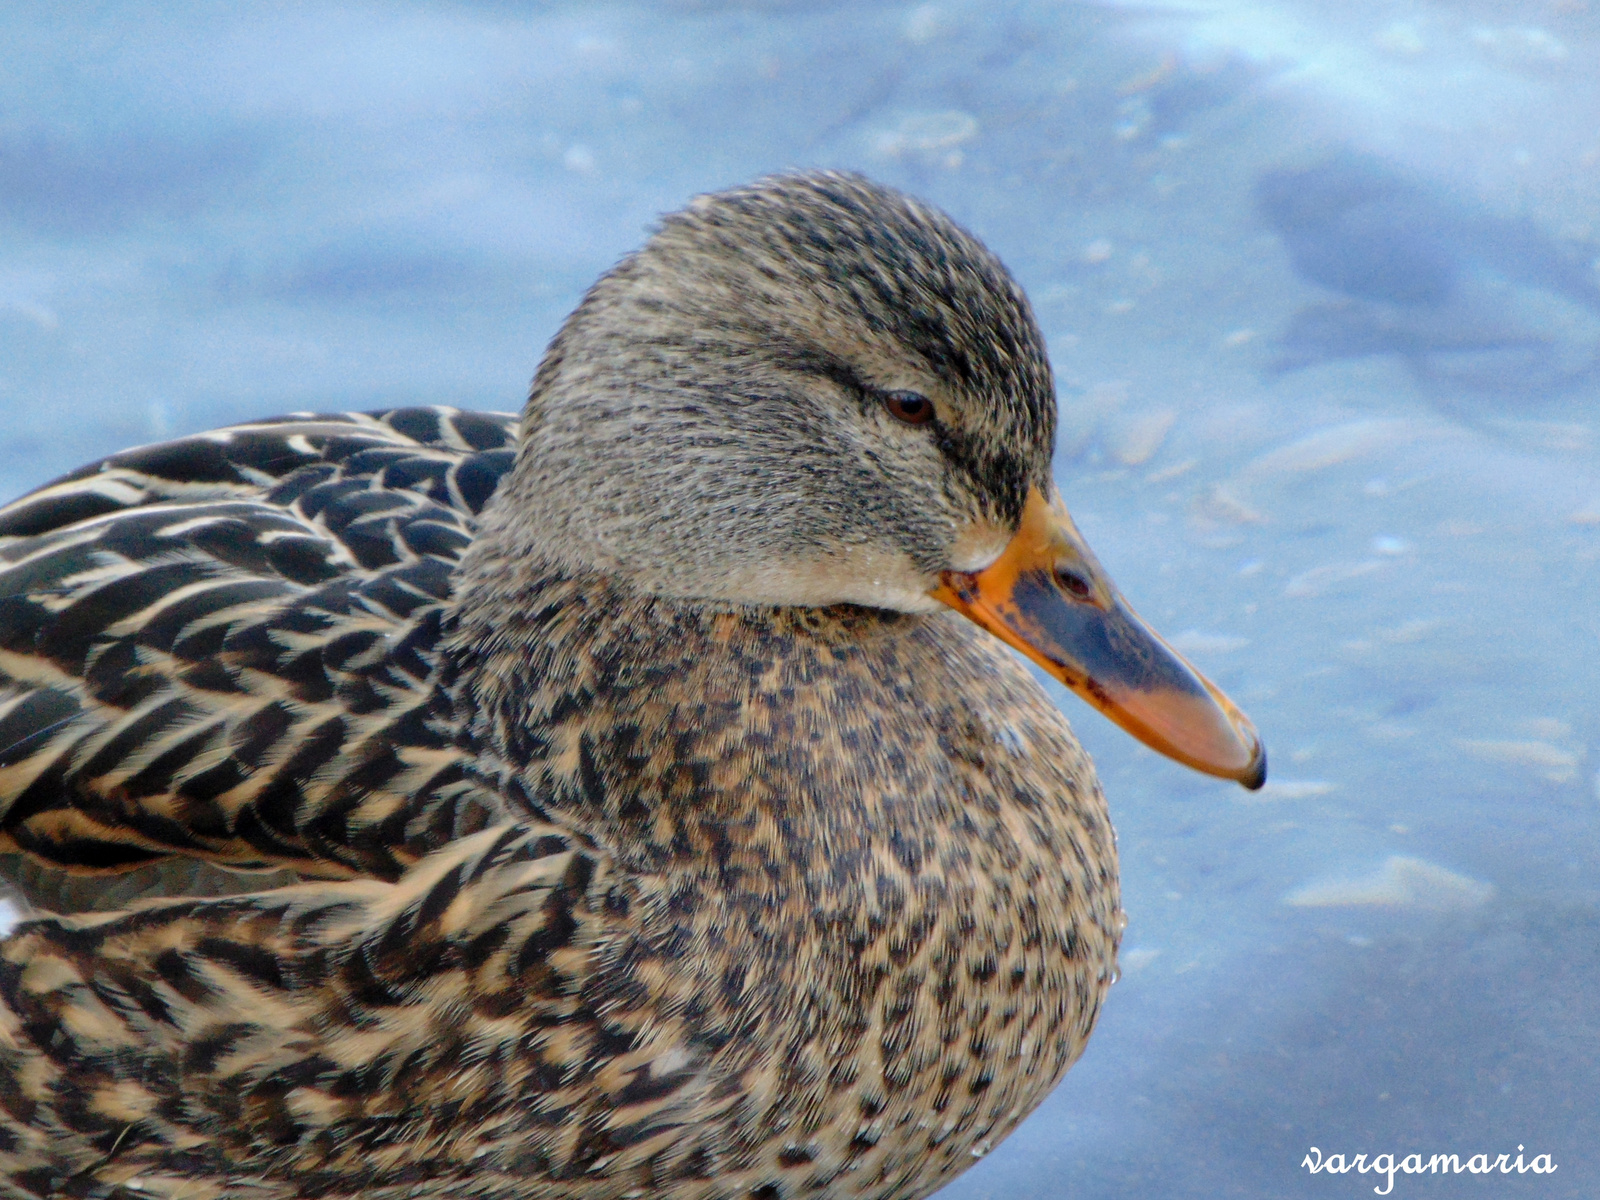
[3,2,1597,1196]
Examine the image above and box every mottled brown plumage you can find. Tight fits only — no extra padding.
[0,173,1254,1199]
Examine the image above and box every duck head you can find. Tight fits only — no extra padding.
[483,171,1265,789]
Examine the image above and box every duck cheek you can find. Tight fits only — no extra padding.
[930,488,1266,790]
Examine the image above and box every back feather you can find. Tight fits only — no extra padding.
[0,408,520,910]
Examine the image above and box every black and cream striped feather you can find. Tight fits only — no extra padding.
[0,407,518,906]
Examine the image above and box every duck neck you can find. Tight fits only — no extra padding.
[442,544,926,875]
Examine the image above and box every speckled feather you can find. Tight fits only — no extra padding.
[0,173,1123,1200]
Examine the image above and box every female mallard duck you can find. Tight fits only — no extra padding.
[0,172,1262,1199]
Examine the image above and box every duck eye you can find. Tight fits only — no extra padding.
[884,391,934,426]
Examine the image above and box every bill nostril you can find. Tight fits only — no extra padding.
[1054,567,1093,601]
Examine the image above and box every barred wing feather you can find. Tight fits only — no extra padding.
[0,408,519,906]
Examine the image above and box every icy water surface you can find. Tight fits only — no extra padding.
[3,1,1599,1196]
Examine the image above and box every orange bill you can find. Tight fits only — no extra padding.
[933,487,1266,789]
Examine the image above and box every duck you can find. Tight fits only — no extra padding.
[0,171,1263,1200]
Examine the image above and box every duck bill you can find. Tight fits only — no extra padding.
[932,488,1266,789]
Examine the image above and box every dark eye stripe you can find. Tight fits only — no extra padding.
[884,391,934,426]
